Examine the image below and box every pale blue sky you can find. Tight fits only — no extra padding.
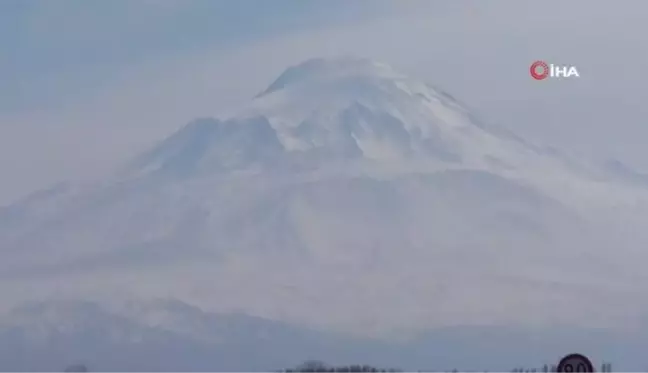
[0,0,390,114]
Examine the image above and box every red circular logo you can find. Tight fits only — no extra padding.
[530,60,549,80]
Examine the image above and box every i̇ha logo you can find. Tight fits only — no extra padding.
[530,60,579,80]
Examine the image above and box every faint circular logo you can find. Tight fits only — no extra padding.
[557,353,594,372]
[530,60,550,80]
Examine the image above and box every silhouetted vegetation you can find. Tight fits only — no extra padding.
[59,358,616,372]
[280,360,399,372]
[280,360,614,373]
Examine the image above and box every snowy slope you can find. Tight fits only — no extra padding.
[127,58,551,175]
[2,57,648,337]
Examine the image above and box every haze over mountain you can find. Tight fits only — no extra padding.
[3,298,648,372]
[2,57,648,370]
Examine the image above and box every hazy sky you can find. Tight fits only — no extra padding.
[1,0,647,204]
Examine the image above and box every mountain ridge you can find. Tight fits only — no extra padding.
[2,299,647,371]
[125,57,552,178]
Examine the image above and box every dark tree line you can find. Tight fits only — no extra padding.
[61,359,614,372]
[282,360,614,373]
[280,360,399,372]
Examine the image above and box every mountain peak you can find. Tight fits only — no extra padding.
[127,57,535,177]
[260,57,405,96]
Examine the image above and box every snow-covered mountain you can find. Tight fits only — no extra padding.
[2,57,648,339]
[131,58,527,172]
[125,57,559,177]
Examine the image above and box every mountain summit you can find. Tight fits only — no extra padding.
[131,57,535,177]
[259,57,409,96]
